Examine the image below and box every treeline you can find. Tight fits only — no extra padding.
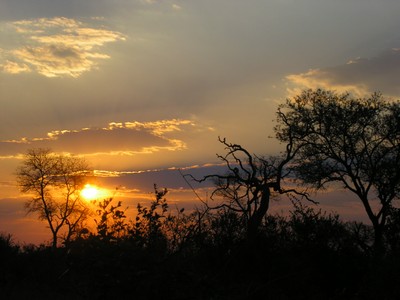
[1,191,400,299]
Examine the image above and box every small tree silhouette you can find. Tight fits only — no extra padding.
[94,198,128,241]
[16,148,92,248]
[130,185,169,252]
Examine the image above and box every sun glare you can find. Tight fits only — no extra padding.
[81,184,99,200]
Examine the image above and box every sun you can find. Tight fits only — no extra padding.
[80,184,99,200]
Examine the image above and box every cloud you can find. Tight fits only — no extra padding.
[172,4,182,11]
[93,164,227,196]
[1,60,31,74]
[93,162,226,179]
[140,0,183,11]
[1,17,125,77]
[0,119,195,158]
[285,48,400,98]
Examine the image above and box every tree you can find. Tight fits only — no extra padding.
[275,89,400,250]
[16,148,92,248]
[130,185,169,251]
[189,137,312,239]
[94,197,128,241]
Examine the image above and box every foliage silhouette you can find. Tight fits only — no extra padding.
[16,148,92,248]
[276,89,400,252]
[129,185,169,253]
[2,197,400,299]
[94,197,128,241]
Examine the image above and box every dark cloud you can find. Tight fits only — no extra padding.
[0,119,193,157]
[46,127,168,153]
[286,48,400,98]
[97,164,225,191]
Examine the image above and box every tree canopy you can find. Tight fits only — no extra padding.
[16,148,92,248]
[275,89,400,248]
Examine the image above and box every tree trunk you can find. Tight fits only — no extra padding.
[52,232,58,249]
[360,197,385,255]
[373,223,385,256]
[247,186,270,239]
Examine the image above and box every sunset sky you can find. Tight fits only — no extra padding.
[1,0,400,244]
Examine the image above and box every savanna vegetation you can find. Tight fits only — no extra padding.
[2,89,400,299]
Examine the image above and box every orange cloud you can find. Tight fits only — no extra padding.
[286,68,370,98]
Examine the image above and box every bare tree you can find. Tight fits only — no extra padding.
[188,137,312,239]
[16,148,92,248]
[275,89,400,250]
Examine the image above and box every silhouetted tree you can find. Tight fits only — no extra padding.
[189,137,313,239]
[288,201,351,253]
[275,89,400,251]
[16,148,92,248]
[0,233,19,256]
[130,185,169,252]
[94,197,129,241]
[163,206,198,252]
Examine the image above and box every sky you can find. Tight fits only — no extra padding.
[1,0,400,244]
